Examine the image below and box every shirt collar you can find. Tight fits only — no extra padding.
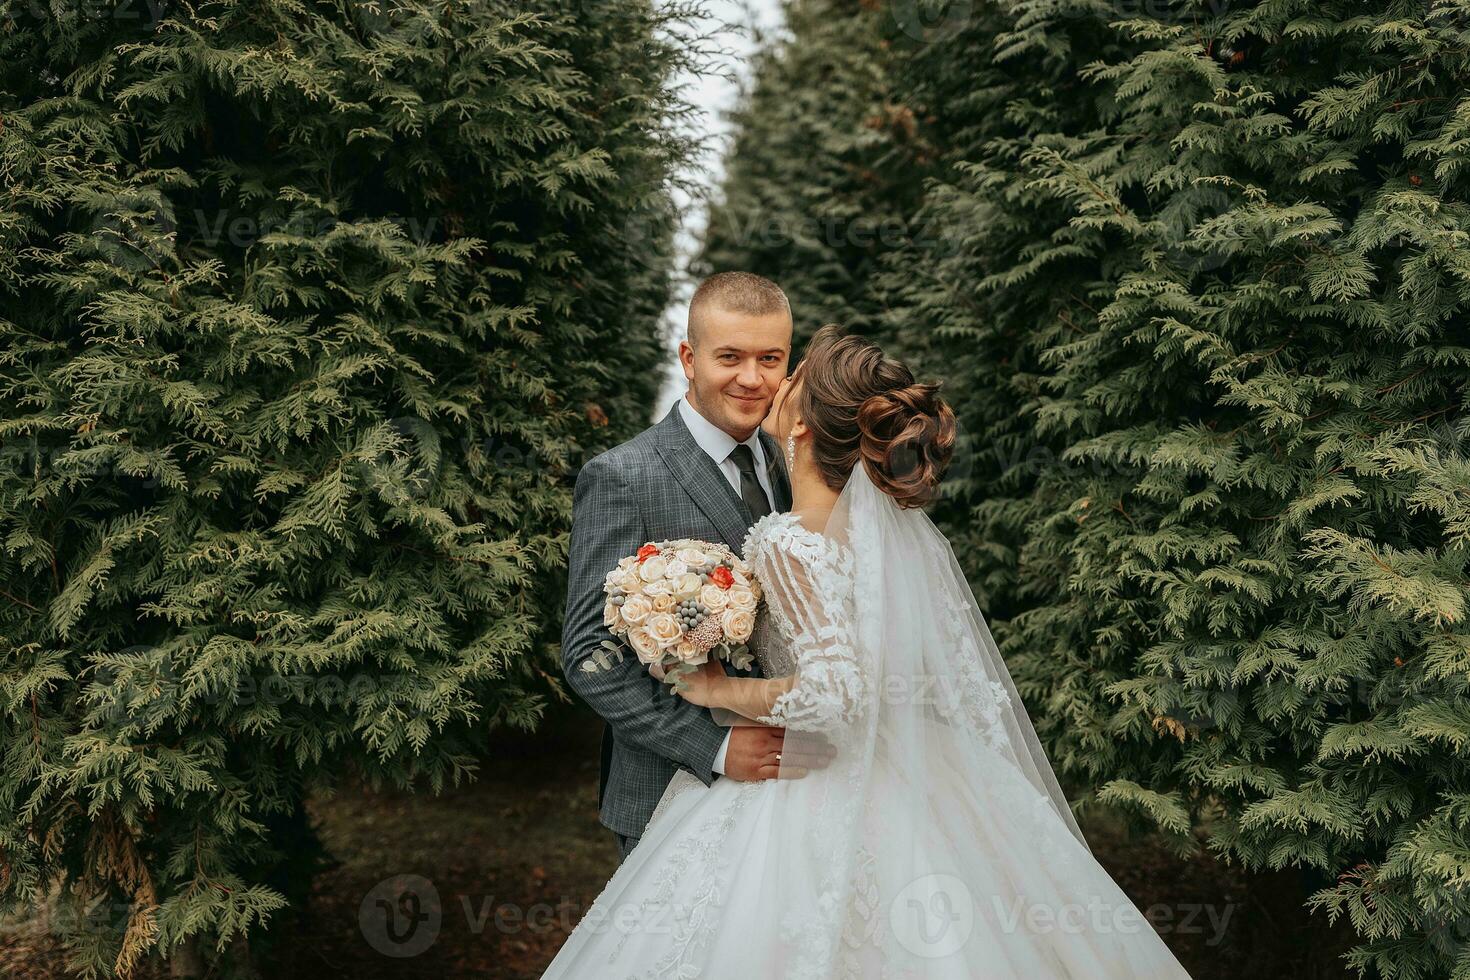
[678,393,766,469]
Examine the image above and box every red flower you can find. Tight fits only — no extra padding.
[710,565,734,589]
[637,544,660,563]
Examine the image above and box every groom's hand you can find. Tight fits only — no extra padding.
[723,726,786,781]
[723,726,838,781]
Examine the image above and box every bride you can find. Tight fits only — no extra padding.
[541,324,1193,979]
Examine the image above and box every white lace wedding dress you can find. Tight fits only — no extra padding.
[542,464,1193,979]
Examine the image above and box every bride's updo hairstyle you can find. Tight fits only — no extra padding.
[794,323,956,509]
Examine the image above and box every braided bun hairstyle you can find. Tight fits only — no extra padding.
[793,324,956,509]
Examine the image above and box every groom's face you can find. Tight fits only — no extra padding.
[680,306,792,439]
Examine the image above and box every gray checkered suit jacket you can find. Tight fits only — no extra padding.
[562,400,793,839]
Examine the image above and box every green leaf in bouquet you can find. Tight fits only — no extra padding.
[581,641,628,672]
[663,661,698,694]
[726,643,754,671]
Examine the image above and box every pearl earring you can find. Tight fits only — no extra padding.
[786,433,796,471]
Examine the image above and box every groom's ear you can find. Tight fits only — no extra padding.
[678,339,696,381]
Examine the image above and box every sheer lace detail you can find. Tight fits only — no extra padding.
[741,511,863,734]
[751,605,797,676]
[647,768,703,829]
[601,781,761,975]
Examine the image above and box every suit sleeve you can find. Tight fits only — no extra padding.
[561,456,728,785]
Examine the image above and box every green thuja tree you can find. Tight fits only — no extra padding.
[888,1,1470,975]
[696,0,927,337]
[711,0,1470,973]
[0,0,690,974]
[869,0,1137,623]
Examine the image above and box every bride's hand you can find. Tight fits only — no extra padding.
[672,659,726,708]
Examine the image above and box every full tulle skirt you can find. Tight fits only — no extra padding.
[541,727,1193,980]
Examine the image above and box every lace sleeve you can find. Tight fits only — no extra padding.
[748,522,864,733]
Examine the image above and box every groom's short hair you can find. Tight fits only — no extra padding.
[687,272,791,348]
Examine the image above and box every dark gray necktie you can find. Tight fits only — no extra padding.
[728,443,772,521]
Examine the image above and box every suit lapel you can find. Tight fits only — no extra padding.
[655,405,761,554]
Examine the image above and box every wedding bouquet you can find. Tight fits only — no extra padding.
[582,538,762,687]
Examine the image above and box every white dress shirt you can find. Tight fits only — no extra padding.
[677,393,776,776]
[677,393,776,508]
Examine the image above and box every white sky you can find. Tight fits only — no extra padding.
[652,0,788,422]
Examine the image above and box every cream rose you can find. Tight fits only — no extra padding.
[639,555,669,582]
[627,626,661,664]
[699,584,729,612]
[703,550,725,567]
[646,612,683,648]
[674,639,707,665]
[620,593,653,627]
[731,568,750,587]
[651,593,675,613]
[676,547,708,567]
[664,558,689,579]
[726,586,758,612]
[603,601,619,628]
[641,579,673,596]
[673,573,702,598]
[721,608,755,643]
[617,567,643,593]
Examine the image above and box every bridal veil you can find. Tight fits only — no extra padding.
[738,458,1100,973]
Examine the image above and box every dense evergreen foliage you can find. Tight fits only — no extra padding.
[696,0,927,333]
[702,0,1470,975]
[0,1,689,973]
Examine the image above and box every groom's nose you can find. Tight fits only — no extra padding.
[735,359,763,390]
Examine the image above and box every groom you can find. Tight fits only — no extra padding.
[562,271,796,863]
